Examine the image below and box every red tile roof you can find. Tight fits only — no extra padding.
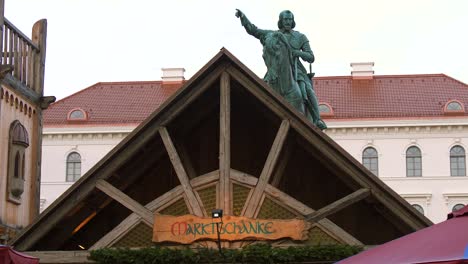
[314,74,468,120]
[44,81,182,125]
[44,74,468,126]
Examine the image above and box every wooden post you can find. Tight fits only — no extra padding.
[0,0,4,65]
[31,19,46,94]
[160,127,204,216]
[27,20,47,223]
[243,120,290,217]
[219,72,231,215]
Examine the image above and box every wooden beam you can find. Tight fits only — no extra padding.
[230,169,258,187]
[160,65,225,126]
[90,214,142,250]
[95,179,154,224]
[270,137,292,188]
[243,120,290,217]
[306,188,370,223]
[219,72,231,214]
[264,184,363,245]
[160,127,204,216]
[24,251,93,263]
[190,170,220,188]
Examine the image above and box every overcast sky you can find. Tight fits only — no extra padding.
[5,0,468,100]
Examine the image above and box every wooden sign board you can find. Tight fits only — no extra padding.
[153,214,310,244]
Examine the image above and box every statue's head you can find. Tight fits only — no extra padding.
[277,10,296,31]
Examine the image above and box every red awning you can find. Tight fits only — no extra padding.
[339,205,468,264]
[0,246,39,264]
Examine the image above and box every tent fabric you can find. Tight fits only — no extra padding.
[0,246,39,264]
[338,206,468,264]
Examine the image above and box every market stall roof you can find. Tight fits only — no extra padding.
[339,205,468,264]
[0,245,39,264]
[11,48,431,251]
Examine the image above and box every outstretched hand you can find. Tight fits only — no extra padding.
[235,9,244,18]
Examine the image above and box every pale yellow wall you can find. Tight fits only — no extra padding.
[0,84,39,228]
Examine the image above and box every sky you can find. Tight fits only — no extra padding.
[5,0,468,100]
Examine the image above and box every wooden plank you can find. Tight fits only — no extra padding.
[160,127,204,216]
[153,214,310,244]
[31,19,47,94]
[230,169,258,186]
[219,71,231,214]
[95,179,154,224]
[174,140,197,179]
[92,185,184,249]
[270,137,292,187]
[160,65,225,126]
[264,185,363,245]
[24,251,93,263]
[190,170,220,188]
[371,190,426,230]
[243,120,290,217]
[306,188,370,223]
[226,66,292,122]
[265,185,313,216]
[90,214,141,249]
[318,218,364,245]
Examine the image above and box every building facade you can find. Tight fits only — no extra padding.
[40,64,468,224]
[0,0,53,244]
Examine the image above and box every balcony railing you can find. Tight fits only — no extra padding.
[1,16,46,96]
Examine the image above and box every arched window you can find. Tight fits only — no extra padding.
[22,153,25,180]
[14,151,20,178]
[412,204,424,215]
[66,152,82,182]
[362,147,378,176]
[67,108,87,121]
[8,120,29,202]
[318,103,334,117]
[452,203,465,212]
[450,146,466,176]
[406,146,422,177]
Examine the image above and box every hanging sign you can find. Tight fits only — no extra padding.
[153,214,310,244]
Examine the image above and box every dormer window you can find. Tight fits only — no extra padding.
[319,103,334,117]
[67,108,88,121]
[443,100,465,115]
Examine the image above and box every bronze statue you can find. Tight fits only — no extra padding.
[235,9,326,130]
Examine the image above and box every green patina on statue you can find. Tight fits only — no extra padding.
[235,9,327,130]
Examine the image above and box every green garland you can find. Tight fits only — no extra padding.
[90,243,362,264]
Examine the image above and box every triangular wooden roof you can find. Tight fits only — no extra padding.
[11,48,432,251]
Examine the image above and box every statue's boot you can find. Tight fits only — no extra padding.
[316,119,327,130]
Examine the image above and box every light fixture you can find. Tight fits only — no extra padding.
[211,209,224,258]
[211,209,223,219]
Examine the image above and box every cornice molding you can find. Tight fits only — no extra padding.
[43,131,130,141]
[325,124,468,136]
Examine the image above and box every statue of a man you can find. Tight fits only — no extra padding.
[235,9,327,130]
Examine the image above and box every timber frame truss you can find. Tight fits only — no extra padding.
[11,49,432,251]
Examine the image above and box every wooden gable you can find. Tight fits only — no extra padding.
[11,48,432,251]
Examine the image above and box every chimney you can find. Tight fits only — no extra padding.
[350,62,374,80]
[161,68,185,83]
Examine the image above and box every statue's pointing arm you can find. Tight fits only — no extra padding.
[235,9,267,40]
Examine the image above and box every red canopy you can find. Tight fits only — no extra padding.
[338,205,468,264]
[0,246,39,264]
